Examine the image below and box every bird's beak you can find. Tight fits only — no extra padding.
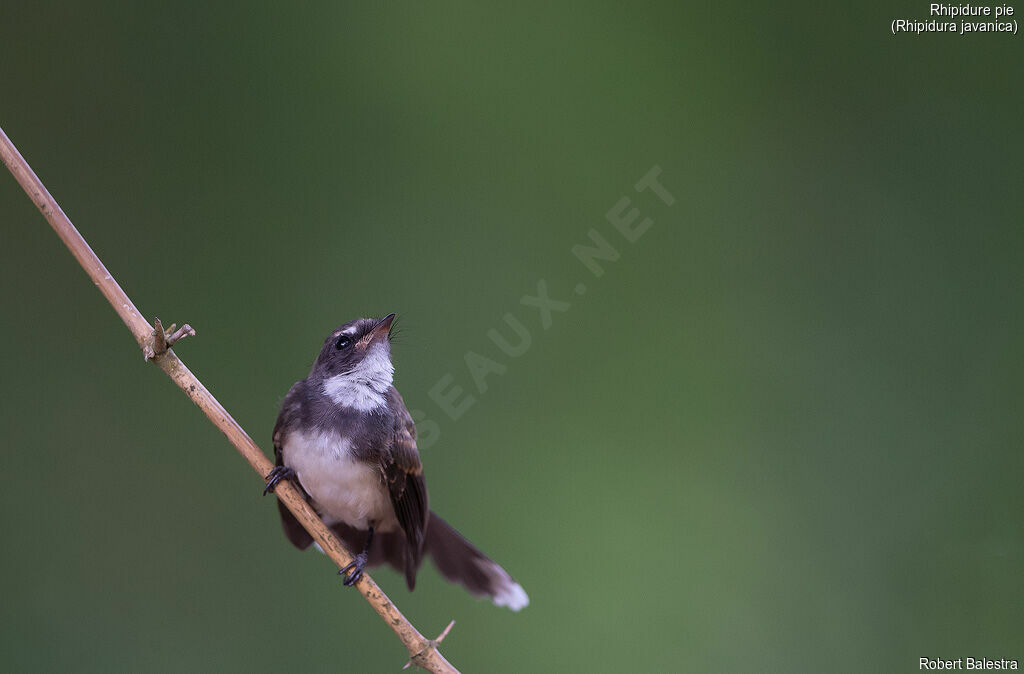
[360,313,395,347]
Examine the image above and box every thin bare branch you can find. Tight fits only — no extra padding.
[0,124,457,673]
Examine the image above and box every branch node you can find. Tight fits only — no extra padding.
[145,317,196,360]
[404,621,456,670]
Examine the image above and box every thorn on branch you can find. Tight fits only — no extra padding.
[404,621,455,670]
[144,317,196,360]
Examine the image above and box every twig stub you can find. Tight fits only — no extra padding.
[145,317,196,360]
[405,621,456,670]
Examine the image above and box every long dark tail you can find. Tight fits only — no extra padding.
[283,502,528,610]
[425,510,529,611]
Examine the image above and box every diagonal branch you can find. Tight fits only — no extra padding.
[0,124,458,673]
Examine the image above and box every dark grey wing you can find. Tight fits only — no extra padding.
[383,387,429,589]
[274,382,315,550]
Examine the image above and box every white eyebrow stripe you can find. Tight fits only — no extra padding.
[341,326,359,335]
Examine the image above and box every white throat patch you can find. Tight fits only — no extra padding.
[322,343,394,411]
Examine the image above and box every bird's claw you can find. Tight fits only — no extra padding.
[339,553,368,586]
[263,466,296,495]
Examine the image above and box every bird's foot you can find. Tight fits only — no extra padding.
[263,466,296,495]
[339,553,368,586]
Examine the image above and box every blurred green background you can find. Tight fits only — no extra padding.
[2,2,1021,672]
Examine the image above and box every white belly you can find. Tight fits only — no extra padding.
[282,429,395,531]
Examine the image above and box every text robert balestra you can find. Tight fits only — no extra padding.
[920,657,1019,670]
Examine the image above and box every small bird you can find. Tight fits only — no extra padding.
[264,314,528,610]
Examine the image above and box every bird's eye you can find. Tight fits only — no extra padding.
[335,335,352,350]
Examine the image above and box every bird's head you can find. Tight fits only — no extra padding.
[312,314,396,406]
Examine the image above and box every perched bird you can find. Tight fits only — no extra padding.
[265,314,528,610]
